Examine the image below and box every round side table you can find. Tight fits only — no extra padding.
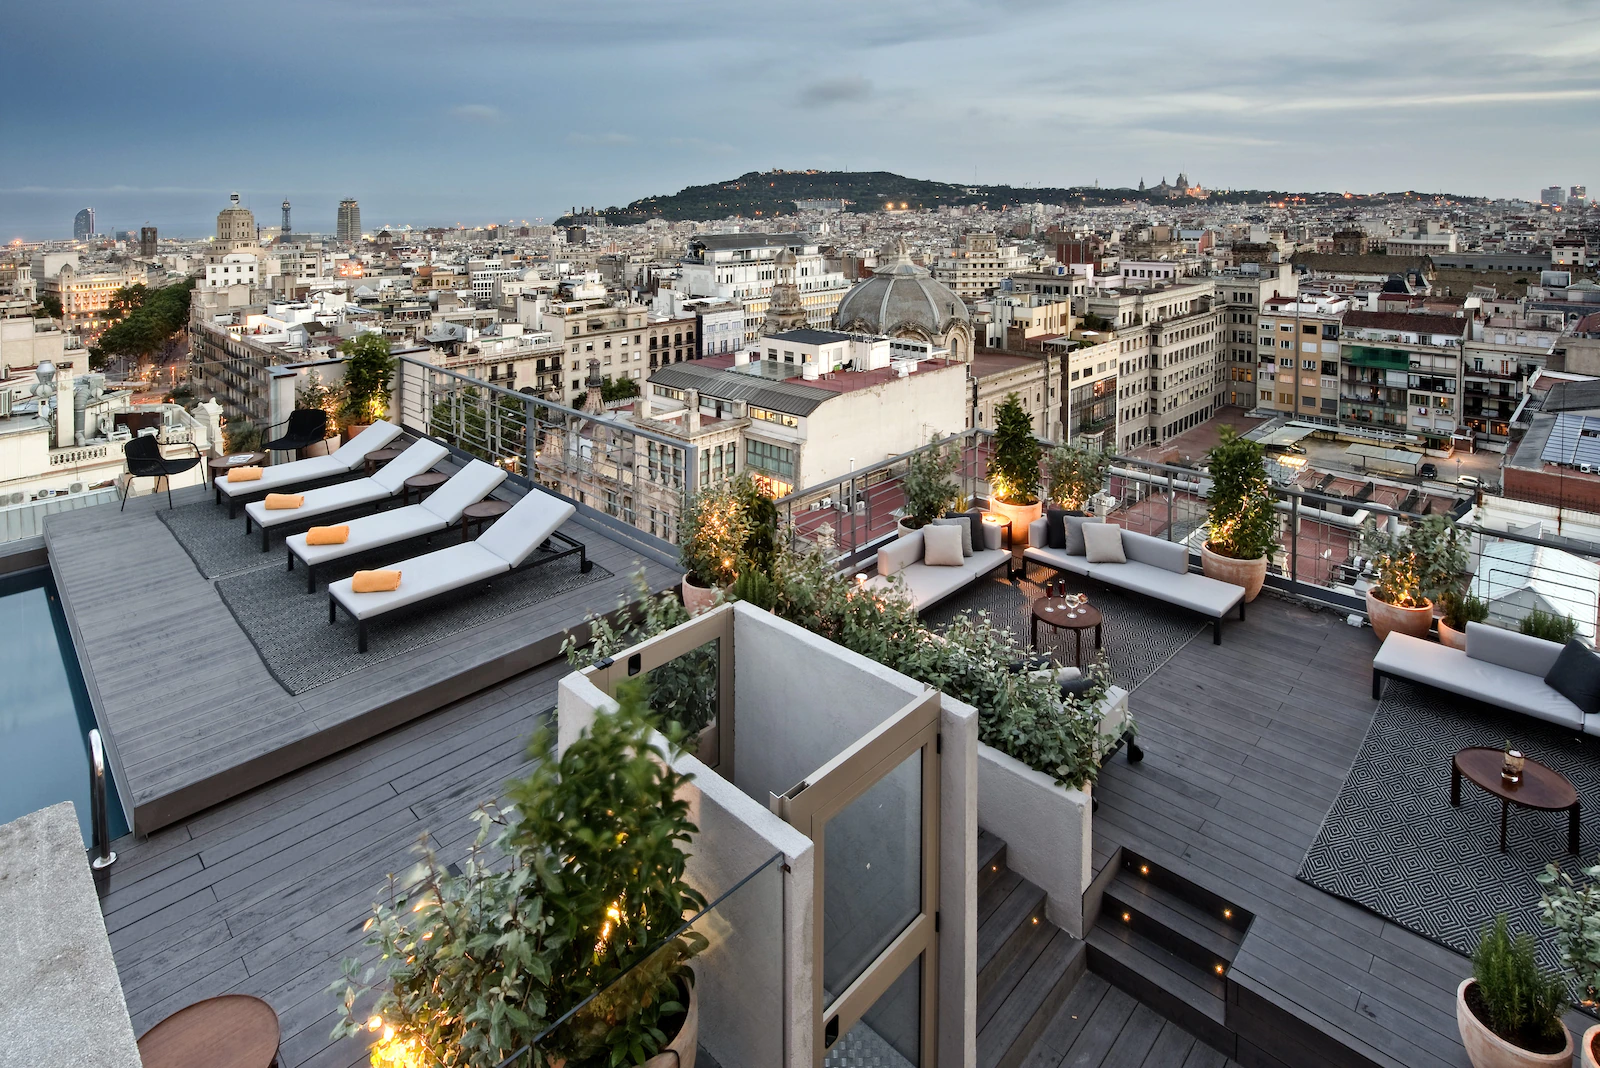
[206,451,268,489]
[363,447,404,478]
[402,471,448,507]
[460,498,512,541]
[137,993,281,1068]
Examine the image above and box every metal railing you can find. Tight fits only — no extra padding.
[88,729,116,870]
[393,355,695,552]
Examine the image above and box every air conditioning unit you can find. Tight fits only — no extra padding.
[69,482,84,493]
[0,391,9,417]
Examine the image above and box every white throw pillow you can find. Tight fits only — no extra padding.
[922,523,965,567]
[1081,522,1126,564]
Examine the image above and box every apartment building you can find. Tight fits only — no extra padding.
[646,315,697,370]
[216,193,255,250]
[677,234,851,341]
[427,322,564,393]
[1338,311,1469,445]
[970,293,1073,350]
[36,263,148,337]
[1213,264,1298,409]
[544,290,652,406]
[1037,331,1122,450]
[1462,320,1557,444]
[1007,267,1086,305]
[1254,294,1349,424]
[970,350,1062,441]
[933,232,1028,302]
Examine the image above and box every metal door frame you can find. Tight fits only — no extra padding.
[774,689,941,1067]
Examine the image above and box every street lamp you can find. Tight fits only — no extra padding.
[1454,458,1462,484]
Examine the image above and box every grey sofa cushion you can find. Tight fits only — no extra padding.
[1376,632,1586,730]
[1029,517,1049,548]
[877,530,923,578]
[932,515,972,556]
[1122,530,1188,575]
[1045,508,1067,549]
[1065,514,1092,556]
[1545,640,1600,714]
[1082,522,1125,563]
[1466,621,1564,676]
[922,523,965,566]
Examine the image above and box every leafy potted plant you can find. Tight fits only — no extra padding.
[987,393,1043,533]
[295,371,346,457]
[1521,609,1580,645]
[899,435,960,535]
[1538,859,1600,1068]
[1362,514,1467,642]
[1045,441,1107,515]
[1438,589,1489,650]
[1456,915,1571,1068]
[339,332,395,438]
[1200,427,1277,602]
[679,483,749,615]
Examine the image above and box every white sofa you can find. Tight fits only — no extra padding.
[1373,622,1597,732]
[864,526,1011,611]
[1023,518,1246,644]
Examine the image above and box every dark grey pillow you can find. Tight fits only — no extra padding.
[1545,639,1600,714]
[1045,508,1067,550]
[1064,513,1092,556]
[1060,676,1098,700]
[966,506,986,548]
[932,515,972,557]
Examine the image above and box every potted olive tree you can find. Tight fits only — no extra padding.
[339,332,395,438]
[899,435,960,535]
[1362,514,1467,641]
[1200,428,1276,602]
[987,393,1043,532]
[1045,441,1108,515]
[1456,915,1571,1068]
[1438,589,1489,650]
[679,482,749,615]
[1538,858,1600,1068]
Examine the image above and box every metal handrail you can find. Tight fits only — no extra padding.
[87,730,116,870]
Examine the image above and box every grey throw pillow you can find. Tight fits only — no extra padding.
[933,515,973,557]
[1065,514,1092,556]
[1082,522,1126,564]
[1545,639,1600,714]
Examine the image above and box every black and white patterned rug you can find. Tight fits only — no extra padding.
[920,561,1209,693]
[215,550,611,694]
[158,498,283,579]
[1299,681,1600,985]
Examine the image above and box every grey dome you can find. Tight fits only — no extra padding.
[835,240,969,337]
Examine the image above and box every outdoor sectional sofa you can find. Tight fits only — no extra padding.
[1372,622,1598,732]
[1024,518,1246,644]
[865,525,1011,611]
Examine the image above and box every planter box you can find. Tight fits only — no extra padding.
[977,687,1128,937]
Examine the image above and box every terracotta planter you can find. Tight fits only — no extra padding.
[1583,1024,1600,1068]
[1365,589,1434,642]
[299,433,340,458]
[642,975,698,1068]
[1438,619,1468,650]
[896,518,925,538]
[345,423,372,441]
[681,574,720,616]
[990,498,1043,537]
[1201,543,1267,602]
[1456,979,1571,1068]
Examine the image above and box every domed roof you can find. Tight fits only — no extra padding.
[835,239,969,337]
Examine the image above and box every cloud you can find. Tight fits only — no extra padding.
[566,131,638,146]
[450,103,501,123]
[797,74,872,108]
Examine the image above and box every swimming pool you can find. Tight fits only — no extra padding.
[0,568,127,846]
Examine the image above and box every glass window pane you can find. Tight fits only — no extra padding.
[821,747,922,1005]
[825,955,921,1068]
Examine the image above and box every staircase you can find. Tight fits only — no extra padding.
[975,829,1087,1068]
[1086,848,1254,1057]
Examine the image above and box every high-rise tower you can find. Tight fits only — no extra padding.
[73,207,96,239]
[337,198,361,245]
[216,192,255,250]
[281,198,291,236]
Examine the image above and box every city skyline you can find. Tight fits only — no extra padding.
[3,0,1599,239]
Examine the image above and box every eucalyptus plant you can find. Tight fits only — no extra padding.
[901,435,961,528]
[1045,442,1108,512]
[1538,858,1600,1006]
[1203,428,1277,561]
[679,483,749,588]
[1361,514,1467,608]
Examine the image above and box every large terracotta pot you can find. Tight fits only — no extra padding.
[990,499,1043,538]
[1201,543,1268,602]
[1365,589,1434,642]
[642,975,698,1068]
[1456,979,1571,1068]
[896,518,924,538]
[345,423,372,441]
[681,574,720,616]
[1438,619,1468,650]
[1582,1024,1600,1068]
[299,433,340,458]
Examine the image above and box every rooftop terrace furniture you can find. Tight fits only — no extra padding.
[214,420,402,518]
[1372,622,1596,731]
[260,408,328,457]
[327,485,589,652]
[244,438,449,551]
[285,458,508,591]
[121,434,203,511]
[863,525,1011,611]
[1024,518,1246,644]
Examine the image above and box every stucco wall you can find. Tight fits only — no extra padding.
[801,361,967,487]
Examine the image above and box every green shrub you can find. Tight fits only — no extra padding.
[679,483,749,588]
[1046,442,1107,511]
[730,569,777,610]
[1469,914,1568,1051]
[1204,427,1277,560]
[1538,858,1600,1006]
[223,419,262,454]
[1362,515,1467,608]
[1439,590,1489,631]
[902,435,960,528]
[1521,609,1579,644]
[987,394,1041,505]
[734,473,780,573]
[339,332,395,428]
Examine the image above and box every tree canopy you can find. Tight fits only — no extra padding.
[92,279,193,365]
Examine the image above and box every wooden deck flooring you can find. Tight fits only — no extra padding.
[46,481,676,834]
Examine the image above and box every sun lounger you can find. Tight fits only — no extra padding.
[327,486,588,652]
[215,420,403,517]
[284,459,508,591]
[244,438,449,551]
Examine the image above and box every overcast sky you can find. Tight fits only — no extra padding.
[4,0,1597,240]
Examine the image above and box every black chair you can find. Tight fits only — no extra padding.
[262,408,329,456]
[121,434,202,510]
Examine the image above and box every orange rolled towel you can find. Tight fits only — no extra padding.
[227,466,263,483]
[263,493,304,509]
[306,526,349,545]
[352,569,401,593]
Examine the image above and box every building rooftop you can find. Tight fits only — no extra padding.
[1341,310,1467,335]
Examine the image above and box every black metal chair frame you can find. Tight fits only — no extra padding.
[262,409,330,456]
[120,434,202,510]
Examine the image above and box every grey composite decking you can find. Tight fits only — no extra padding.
[46,482,676,835]
[1020,973,1242,1068]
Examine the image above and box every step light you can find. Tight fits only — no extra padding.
[1214,963,1226,976]
[1139,863,1150,876]
[1122,911,1131,923]
[1223,908,1233,920]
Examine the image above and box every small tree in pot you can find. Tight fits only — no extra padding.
[1538,858,1600,1067]
[339,333,395,436]
[1045,441,1108,514]
[1438,589,1488,650]
[900,435,960,533]
[1456,914,1570,1068]
[1362,514,1467,641]
[987,393,1043,531]
[678,483,749,614]
[1201,427,1277,602]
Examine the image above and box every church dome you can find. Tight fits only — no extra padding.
[835,240,969,338]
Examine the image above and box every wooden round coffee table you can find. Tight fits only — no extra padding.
[207,451,267,488]
[363,446,404,478]
[460,498,511,541]
[401,471,448,506]
[1451,747,1579,855]
[1032,597,1103,667]
[137,993,281,1068]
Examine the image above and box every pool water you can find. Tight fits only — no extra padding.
[0,569,128,846]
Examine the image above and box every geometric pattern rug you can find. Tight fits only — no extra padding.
[1298,679,1600,989]
[921,559,1209,695]
[215,550,610,695]
[158,496,296,579]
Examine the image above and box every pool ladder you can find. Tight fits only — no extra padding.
[88,730,116,870]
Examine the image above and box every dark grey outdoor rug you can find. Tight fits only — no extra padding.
[158,497,282,579]
[921,561,1208,693]
[1298,681,1600,987]
[215,550,611,694]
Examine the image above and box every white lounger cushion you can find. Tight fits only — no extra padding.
[287,460,508,566]
[246,439,448,529]
[420,461,509,523]
[475,488,576,567]
[1375,631,1586,730]
[328,420,403,469]
[330,543,510,619]
[218,420,402,499]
